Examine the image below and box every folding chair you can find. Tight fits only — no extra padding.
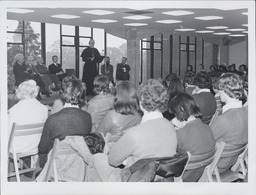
[8,122,44,182]
[198,141,225,182]
[217,143,248,182]
[174,145,219,182]
[209,110,220,126]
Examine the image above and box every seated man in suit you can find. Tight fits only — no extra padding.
[116,57,130,83]
[12,53,50,98]
[48,55,66,81]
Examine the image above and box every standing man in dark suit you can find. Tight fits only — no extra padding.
[116,57,130,83]
[81,39,104,95]
[101,56,114,85]
[48,55,66,81]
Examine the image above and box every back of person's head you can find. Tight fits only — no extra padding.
[137,79,168,112]
[59,79,86,105]
[183,71,196,86]
[61,75,77,89]
[165,73,178,83]
[114,81,140,115]
[218,65,227,72]
[217,73,244,100]
[167,77,184,101]
[16,80,39,100]
[239,64,248,72]
[187,65,193,71]
[93,75,110,95]
[169,93,202,122]
[194,71,212,89]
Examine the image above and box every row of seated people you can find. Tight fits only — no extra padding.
[12,53,66,98]
[8,70,248,182]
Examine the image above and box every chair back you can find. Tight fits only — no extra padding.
[209,110,219,126]
[221,143,247,158]
[8,122,44,155]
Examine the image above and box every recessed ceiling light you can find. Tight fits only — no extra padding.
[195,30,214,33]
[213,32,231,35]
[51,14,80,19]
[83,10,114,15]
[123,15,151,20]
[229,34,246,37]
[215,8,246,11]
[124,23,148,26]
[206,26,228,29]
[242,24,248,27]
[7,8,34,14]
[242,12,248,15]
[175,28,195,32]
[91,19,117,23]
[243,31,248,33]
[195,16,223,20]
[162,10,194,16]
[226,28,246,32]
[156,20,182,24]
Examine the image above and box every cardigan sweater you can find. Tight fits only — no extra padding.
[210,107,248,172]
[177,118,215,182]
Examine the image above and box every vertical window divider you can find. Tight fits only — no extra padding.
[60,24,62,65]
[75,26,79,78]
[160,34,163,79]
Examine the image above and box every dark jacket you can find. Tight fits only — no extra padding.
[116,63,130,81]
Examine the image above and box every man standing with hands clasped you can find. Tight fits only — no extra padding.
[116,57,130,83]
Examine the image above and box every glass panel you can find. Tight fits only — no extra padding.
[80,37,91,46]
[24,21,41,57]
[142,41,150,49]
[181,44,187,51]
[7,33,22,43]
[62,46,75,72]
[7,20,22,32]
[62,36,74,45]
[180,36,187,43]
[204,41,213,68]
[190,37,196,44]
[189,44,195,51]
[93,28,105,55]
[46,23,60,67]
[189,52,196,68]
[62,25,75,36]
[80,27,91,37]
[154,42,161,50]
[153,50,162,79]
[106,33,127,81]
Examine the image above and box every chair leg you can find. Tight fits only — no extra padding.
[13,154,20,182]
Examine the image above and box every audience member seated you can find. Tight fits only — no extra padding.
[85,79,177,182]
[228,64,242,75]
[238,64,248,76]
[8,80,48,155]
[212,77,223,114]
[169,93,215,182]
[218,65,228,73]
[48,55,66,81]
[12,53,50,98]
[164,73,178,88]
[50,76,81,115]
[210,73,248,173]
[35,57,60,91]
[96,81,142,146]
[198,64,205,72]
[84,75,115,132]
[183,71,196,95]
[38,79,92,168]
[207,65,219,78]
[27,55,53,95]
[184,64,195,76]
[163,77,184,121]
[192,71,216,124]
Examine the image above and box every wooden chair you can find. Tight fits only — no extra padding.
[198,141,225,182]
[216,143,248,182]
[8,122,44,182]
[174,145,219,182]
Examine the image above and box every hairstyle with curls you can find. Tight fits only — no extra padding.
[183,71,196,85]
[93,75,110,95]
[165,73,178,83]
[12,53,24,65]
[137,79,168,112]
[217,73,244,99]
[167,77,184,101]
[59,79,86,105]
[194,71,212,89]
[113,81,141,115]
[169,93,202,122]
[16,80,39,100]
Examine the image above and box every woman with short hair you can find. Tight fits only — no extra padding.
[38,78,92,168]
[210,73,248,173]
[96,81,142,146]
[8,80,48,154]
[84,75,115,132]
[169,93,215,182]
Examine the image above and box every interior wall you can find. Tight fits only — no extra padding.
[229,39,247,67]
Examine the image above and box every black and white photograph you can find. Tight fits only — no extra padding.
[0,0,255,194]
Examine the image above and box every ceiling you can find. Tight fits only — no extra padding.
[6,2,248,39]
